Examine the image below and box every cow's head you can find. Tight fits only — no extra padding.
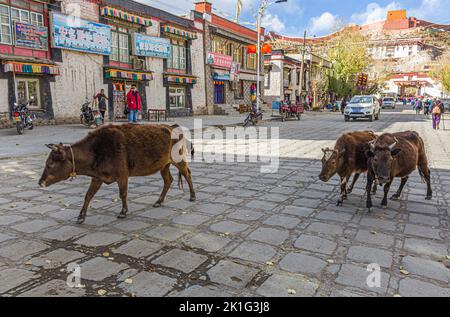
[319,148,346,182]
[367,139,402,185]
[38,144,73,187]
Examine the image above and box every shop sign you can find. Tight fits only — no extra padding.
[133,33,171,59]
[50,12,112,55]
[15,22,48,51]
[230,62,241,81]
[207,52,232,68]
[213,73,230,81]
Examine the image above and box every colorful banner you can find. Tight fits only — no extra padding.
[51,12,112,55]
[105,68,153,81]
[133,33,171,59]
[161,25,197,40]
[101,6,153,27]
[15,22,48,51]
[3,61,60,75]
[207,52,233,68]
[165,75,197,84]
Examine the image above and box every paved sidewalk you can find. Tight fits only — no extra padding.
[0,111,448,297]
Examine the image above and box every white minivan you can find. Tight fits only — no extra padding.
[344,95,381,122]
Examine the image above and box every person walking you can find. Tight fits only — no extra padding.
[94,89,109,123]
[126,85,142,123]
[340,97,347,114]
[431,100,444,130]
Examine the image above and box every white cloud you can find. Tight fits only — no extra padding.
[261,13,286,33]
[309,12,339,36]
[350,2,401,25]
[410,0,447,20]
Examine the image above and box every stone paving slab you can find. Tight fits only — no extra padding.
[0,112,449,297]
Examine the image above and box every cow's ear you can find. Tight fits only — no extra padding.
[391,148,402,156]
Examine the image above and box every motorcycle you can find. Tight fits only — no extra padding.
[243,103,263,127]
[12,100,34,135]
[80,99,102,128]
[280,101,303,122]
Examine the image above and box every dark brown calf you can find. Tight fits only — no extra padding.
[39,124,195,224]
[366,131,432,212]
[319,131,378,206]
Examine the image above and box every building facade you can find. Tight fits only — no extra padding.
[191,1,264,115]
[0,0,59,123]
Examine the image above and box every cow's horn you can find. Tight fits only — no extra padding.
[368,140,376,150]
[389,141,397,150]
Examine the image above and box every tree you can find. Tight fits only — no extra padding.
[325,28,373,98]
[430,53,450,95]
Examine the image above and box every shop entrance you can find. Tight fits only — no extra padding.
[214,81,225,104]
[112,81,135,121]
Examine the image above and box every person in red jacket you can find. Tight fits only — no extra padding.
[126,84,142,123]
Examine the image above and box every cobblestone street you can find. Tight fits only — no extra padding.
[0,111,449,297]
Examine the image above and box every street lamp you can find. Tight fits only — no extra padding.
[256,0,288,112]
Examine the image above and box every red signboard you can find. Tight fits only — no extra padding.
[207,52,232,68]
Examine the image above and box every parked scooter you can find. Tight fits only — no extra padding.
[80,99,102,128]
[12,99,34,135]
[243,102,263,127]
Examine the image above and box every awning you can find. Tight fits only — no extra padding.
[101,6,153,27]
[2,61,60,75]
[105,68,153,81]
[164,74,197,84]
[161,25,198,40]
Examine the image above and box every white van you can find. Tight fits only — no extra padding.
[344,95,381,122]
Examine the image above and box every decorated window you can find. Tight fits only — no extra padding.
[111,31,130,63]
[169,87,186,108]
[0,5,11,44]
[168,41,187,71]
[16,78,41,110]
[247,52,257,70]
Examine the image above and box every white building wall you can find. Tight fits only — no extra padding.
[51,0,105,119]
[264,59,284,99]
[0,79,8,113]
[191,20,206,115]
[145,20,165,110]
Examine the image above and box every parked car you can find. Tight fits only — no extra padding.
[344,95,381,122]
[442,98,450,113]
[381,97,396,109]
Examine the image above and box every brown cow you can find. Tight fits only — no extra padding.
[38,124,196,224]
[365,131,432,212]
[319,131,378,206]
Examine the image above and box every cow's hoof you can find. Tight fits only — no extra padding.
[190,197,196,202]
[153,202,162,208]
[382,205,388,209]
[425,195,432,200]
[117,213,127,219]
[367,208,373,213]
[390,195,400,201]
[76,217,85,225]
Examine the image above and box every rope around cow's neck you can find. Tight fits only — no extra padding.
[68,145,77,181]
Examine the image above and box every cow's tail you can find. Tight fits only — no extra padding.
[178,171,184,190]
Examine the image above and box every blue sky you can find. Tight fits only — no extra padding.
[139,0,450,36]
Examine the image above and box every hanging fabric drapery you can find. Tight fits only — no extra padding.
[3,61,60,75]
[105,68,153,81]
[161,25,198,40]
[100,6,153,27]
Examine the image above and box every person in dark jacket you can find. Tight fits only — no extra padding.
[94,89,109,123]
[126,85,142,123]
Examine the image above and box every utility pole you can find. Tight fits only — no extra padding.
[256,2,264,112]
[298,30,307,106]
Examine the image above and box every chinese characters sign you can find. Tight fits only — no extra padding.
[207,52,232,68]
[50,13,111,55]
[132,33,171,59]
[15,22,48,51]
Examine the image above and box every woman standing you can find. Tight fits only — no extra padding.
[431,100,444,130]
[94,89,109,123]
[126,85,142,123]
